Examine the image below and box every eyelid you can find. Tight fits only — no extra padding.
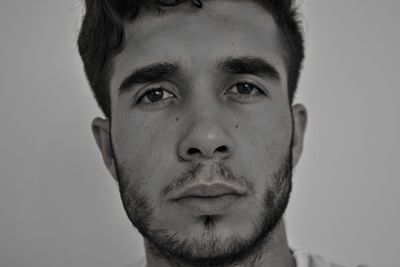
[139,89,174,104]
[155,0,185,7]
[136,88,175,104]
[225,78,270,96]
[134,82,178,105]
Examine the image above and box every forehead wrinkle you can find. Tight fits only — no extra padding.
[124,0,278,47]
[121,17,281,69]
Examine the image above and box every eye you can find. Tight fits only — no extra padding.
[155,0,185,7]
[225,82,267,98]
[155,0,202,8]
[137,87,176,105]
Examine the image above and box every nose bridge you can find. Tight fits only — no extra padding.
[183,71,221,123]
[190,90,218,122]
[178,83,235,161]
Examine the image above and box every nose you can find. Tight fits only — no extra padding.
[178,120,235,162]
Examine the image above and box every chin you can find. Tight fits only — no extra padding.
[143,214,271,267]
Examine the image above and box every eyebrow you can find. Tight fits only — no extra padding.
[119,62,179,96]
[217,56,281,82]
[118,56,280,95]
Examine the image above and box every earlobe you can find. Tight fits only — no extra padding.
[291,103,307,167]
[91,117,118,181]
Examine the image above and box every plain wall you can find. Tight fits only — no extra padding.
[0,0,399,266]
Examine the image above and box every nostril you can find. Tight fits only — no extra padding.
[216,146,228,153]
[188,147,200,155]
[185,145,230,158]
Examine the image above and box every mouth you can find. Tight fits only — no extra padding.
[172,183,246,199]
[174,194,244,215]
[171,183,247,215]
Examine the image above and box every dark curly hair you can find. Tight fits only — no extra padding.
[78,0,305,118]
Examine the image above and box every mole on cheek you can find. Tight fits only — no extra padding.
[176,116,180,122]
[235,124,239,129]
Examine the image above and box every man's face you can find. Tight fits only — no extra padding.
[95,0,305,265]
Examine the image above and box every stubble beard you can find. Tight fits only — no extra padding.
[112,141,293,267]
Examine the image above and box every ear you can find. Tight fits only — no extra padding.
[92,117,117,181]
[291,103,307,167]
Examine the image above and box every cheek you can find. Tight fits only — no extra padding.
[113,120,179,197]
[238,111,291,157]
[234,109,291,186]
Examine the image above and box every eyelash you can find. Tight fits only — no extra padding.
[225,82,268,99]
[136,87,176,108]
[136,82,267,107]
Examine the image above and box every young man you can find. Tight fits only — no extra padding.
[77,1,364,266]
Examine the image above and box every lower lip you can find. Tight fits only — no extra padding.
[174,194,243,215]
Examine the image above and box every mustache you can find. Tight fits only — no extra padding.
[160,162,255,199]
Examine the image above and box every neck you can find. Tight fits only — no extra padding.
[143,220,295,267]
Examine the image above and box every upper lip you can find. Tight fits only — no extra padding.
[172,183,246,200]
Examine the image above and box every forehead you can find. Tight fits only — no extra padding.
[110,0,287,95]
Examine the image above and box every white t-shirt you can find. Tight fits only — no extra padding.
[127,249,372,267]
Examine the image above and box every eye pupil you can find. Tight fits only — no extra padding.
[237,83,254,95]
[147,89,164,102]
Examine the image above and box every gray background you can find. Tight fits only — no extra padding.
[0,0,399,266]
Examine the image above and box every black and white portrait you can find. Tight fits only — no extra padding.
[0,1,398,267]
